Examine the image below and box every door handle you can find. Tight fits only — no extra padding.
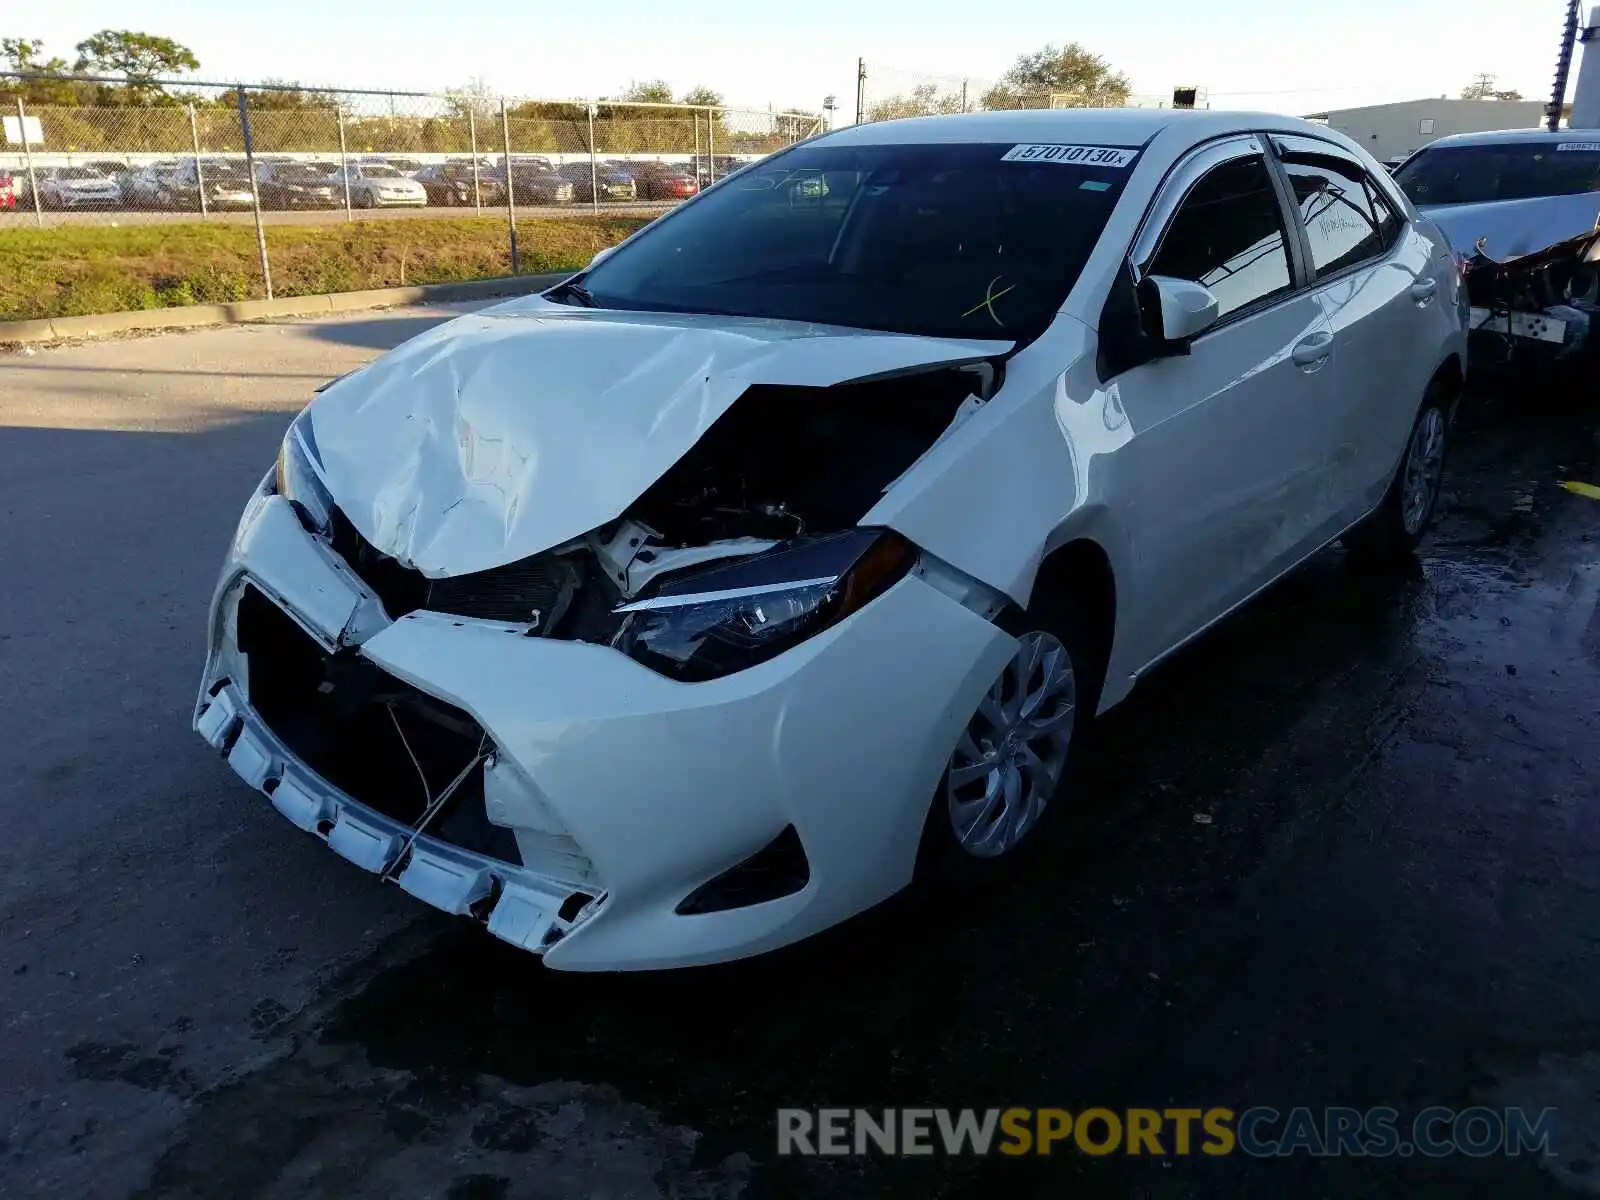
[1291,330,1333,371]
[1410,277,1438,304]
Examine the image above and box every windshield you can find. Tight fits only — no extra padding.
[1394,141,1600,207]
[364,165,403,178]
[57,168,101,180]
[574,141,1137,340]
[277,164,329,181]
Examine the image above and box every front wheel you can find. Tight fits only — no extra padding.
[1344,385,1451,562]
[917,601,1096,880]
[356,189,375,209]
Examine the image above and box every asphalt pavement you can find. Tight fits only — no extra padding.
[1,311,1597,1199]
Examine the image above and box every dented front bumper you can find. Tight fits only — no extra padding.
[195,473,1013,970]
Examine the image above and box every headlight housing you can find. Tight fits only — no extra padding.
[611,529,915,682]
[273,409,334,534]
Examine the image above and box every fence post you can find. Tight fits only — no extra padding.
[855,58,866,125]
[16,99,42,228]
[500,99,519,274]
[707,107,716,184]
[336,109,352,221]
[469,109,482,210]
[236,87,273,300]
[692,108,701,185]
[187,104,208,218]
[587,103,599,216]
[961,79,969,113]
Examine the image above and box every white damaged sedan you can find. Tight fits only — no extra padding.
[196,110,1466,970]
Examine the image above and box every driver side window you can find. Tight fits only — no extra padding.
[1146,155,1293,320]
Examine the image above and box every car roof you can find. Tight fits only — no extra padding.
[1409,127,1580,150]
[813,107,1343,148]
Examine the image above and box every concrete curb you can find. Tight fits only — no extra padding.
[0,272,572,346]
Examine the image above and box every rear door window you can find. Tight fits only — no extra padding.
[1280,153,1388,277]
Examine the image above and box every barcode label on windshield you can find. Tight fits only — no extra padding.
[1001,144,1136,167]
[1557,142,1600,152]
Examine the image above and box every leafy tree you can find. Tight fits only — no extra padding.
[680,86,723,108]
[0,36,82,104]
[981,42,1130,110]
[72,29,198,103]
[1460,73,1523,101]
[217,80,340,111]
[444,76,497,120]
[619,79,674,104]
[868,82,966,122]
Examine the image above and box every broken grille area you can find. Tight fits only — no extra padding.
[236,584,523,866]
[328,507,568,626]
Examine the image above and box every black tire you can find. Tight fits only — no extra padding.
[356,189,374,209]
[1344,381,1453,563]
[915,595,1100,884]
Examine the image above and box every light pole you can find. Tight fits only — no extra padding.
[822,94,837,131]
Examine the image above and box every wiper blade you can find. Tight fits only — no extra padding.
[548,277,599,308]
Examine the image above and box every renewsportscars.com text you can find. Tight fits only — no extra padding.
[777,1106,1558,1158]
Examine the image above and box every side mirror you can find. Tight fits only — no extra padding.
[1139,274,1220,348]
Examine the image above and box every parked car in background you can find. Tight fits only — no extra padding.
[114,162,176,207]
[558,161,638,201]
[39,167,123,209]
[0,171,15,210]
[1392,129,1600,258]
[195,110,1467,971]
[688,154,748,187]
[415,163,505,206]
[629,160,699,200]
[494,160,575,205]
[256,162,342,210]
[363,156,426,177]
[334,162,428,208]
[161,160,256,210]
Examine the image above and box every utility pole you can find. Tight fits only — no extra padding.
[855,57,866,125]
[1551,0,1581,130]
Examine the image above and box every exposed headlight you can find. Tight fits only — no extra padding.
[273,409,334,534]
[611,529,915,681]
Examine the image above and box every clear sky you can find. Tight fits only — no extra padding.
[13,1,1572,118]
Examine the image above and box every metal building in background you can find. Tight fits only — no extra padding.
[1304,98,1547,162]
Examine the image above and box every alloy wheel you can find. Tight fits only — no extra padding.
[945,631,1076,859]
[1401,407,1445,536]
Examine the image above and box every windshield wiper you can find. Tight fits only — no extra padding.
[548,277,599,308]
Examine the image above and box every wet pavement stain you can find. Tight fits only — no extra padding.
[67,1043,199,1101]
[126,391,1600,1197]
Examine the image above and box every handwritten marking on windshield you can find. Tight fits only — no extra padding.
[962,276,1016,324]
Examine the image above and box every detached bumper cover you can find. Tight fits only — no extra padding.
[197,682,590,952]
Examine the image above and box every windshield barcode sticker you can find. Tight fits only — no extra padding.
[1557,142,1600,152]
[1001,144,1136,167]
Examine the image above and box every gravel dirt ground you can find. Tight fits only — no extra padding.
[1,311,1597,1199]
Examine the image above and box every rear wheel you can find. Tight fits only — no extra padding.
[917,598,1097,880]
[356,188,374,209]
[1345,383,1451,562]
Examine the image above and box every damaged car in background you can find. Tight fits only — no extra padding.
[196,110,1465,971]
[1394,129,1600,364]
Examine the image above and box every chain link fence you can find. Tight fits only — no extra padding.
[854,59,1180,124]
[0,72,824,315]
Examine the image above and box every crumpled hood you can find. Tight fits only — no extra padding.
[310,300,1010,576]
[1421,192,1600,261]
